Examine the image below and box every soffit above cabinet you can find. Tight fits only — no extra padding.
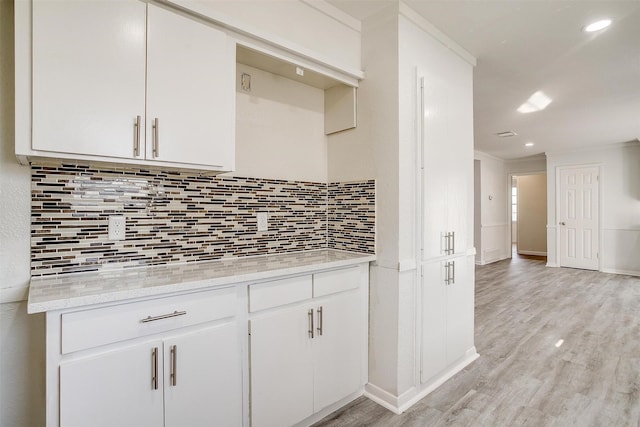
[237,46,348,90]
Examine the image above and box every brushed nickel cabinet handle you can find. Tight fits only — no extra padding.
[170,345,177,386]
[133,115,141,156]
[444,262,450,285]
[151,347,158,390]
[450,231,455,254]
[317,306,323,336]
[308,309,314,339]
[141,310,186,323]
[152,118,159,157]
[449,261,456,285]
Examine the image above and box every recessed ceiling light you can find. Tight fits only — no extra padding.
[496,131,518,137]
[525,142,534,147]
[518,91,552,113]
[583,19,612,33]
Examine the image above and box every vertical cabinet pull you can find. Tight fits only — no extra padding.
[317,306,323,336]
[308,309,314,339]
[449,232,455,255]
[170,345,177,386]
[444,261,456,285]
[151,347,158,390]
[442,231,455,255]
[133,115,141,156]
[152,118,159,157]
[449,261,455,285]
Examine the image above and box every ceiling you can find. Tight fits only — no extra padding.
[326,0,640,160]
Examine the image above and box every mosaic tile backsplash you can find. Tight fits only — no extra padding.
[328,181,376,253]
[31,163,375,276]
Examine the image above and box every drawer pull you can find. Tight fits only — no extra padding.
[141,310,187,323]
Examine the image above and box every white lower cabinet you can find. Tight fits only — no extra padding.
[421,255,475,384]
[163,324,241,427]
[249,268,366,427]
[51,287,241,427]
[60,339,165,427]
[42,261,370,427]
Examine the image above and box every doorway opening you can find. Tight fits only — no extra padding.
[509,173,547,259]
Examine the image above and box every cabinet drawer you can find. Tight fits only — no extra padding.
[61,287,236,354]
[313,266,361,298]
[249,275,312,312]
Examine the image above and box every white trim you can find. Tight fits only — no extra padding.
[481,223,509,228]
[363,384,403,415]
[398,2,476,67]
[398,259,417,272]
[600,268,640,277]
[546,262,559,267]
[505,153,547,164]
[156,1,365,81]
[364,347,479,414]
[517,250,547,256]
[545,140,639,158]
[474,150,504,162]
[602,227,640,232]
[299,0,361,32]
[0,287,29,304]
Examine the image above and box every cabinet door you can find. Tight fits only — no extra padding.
[446,256,475,362]
[146,3,234,169]
[60,341,163,427]
[250,306,314,427]
[420,260,448,384]
[164,322,241,427]
[32,0,146,158]
[313,290,362,411]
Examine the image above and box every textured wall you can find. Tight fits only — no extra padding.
[31,163,375,276]
[0,2,46,426]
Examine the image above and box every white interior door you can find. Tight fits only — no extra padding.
[558,166,599,270]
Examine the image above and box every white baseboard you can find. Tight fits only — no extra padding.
[600,268,640,277]
[296,388,364,426]
[475,255,509,266]
[517,250,547,256]
[364,347,479,414]
[546,263,559,267]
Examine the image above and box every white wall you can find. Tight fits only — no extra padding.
[474,160,482,261]
[546,143,640,275]
[362,3,475,404]
[517,174,547,255]
[358,6,400,396]
[234,63,327,182]
[474,151,509,264]
[0,2,46,425]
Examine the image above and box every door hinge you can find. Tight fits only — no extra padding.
[248,323,251,336]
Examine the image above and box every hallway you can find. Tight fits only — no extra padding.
[315,258,640,426]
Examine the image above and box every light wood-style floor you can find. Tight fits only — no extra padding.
[314,255,640,426]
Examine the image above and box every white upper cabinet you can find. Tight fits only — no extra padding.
[145,3,234,168]
[32,0,147,159]
[23,0,235,171]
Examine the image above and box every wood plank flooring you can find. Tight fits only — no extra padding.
[314,256,640,426]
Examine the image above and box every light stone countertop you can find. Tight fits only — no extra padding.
[27,249,376,314]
